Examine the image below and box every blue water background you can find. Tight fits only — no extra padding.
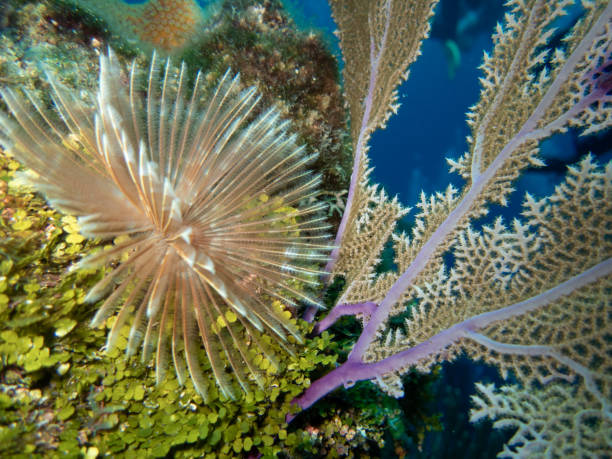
[286,0,479,208]
[288,0,611,210]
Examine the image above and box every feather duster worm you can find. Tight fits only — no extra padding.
[0,50,330,400]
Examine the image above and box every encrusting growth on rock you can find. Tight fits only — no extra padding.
[63,0,219,53]
[126,0,204,51]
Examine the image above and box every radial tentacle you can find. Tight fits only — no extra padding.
[0,49,332,399]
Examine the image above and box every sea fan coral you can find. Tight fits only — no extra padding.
[0,50,330,400]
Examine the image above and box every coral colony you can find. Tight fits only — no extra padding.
[67,0,218,53]
[295,0,611,455]
[0,0,610,456]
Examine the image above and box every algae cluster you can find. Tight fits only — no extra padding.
[0,146,344,457]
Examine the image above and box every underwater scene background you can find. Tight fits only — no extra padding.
[0,0,610,457]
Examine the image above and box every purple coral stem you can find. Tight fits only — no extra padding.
[314,302,377,334]
[304,0,392,324]
[323,0,392,279]
[349,0,612,359]
[292,258,612,415]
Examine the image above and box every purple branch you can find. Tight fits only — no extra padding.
[465,331,610,412]
[322,0,392,280]
[463,258,612,331]
[314,302,377,334]
[294,0,612,421]
[304,1,393,323]
[291,258,612,415]
[346,2,612,360]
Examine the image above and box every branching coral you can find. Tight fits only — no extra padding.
[296,0,612,456]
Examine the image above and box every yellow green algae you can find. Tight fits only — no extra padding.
[0,150,342,458]
[0,0,439,456]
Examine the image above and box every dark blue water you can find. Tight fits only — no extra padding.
[288,0,497,209]
[291,0,611,212]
